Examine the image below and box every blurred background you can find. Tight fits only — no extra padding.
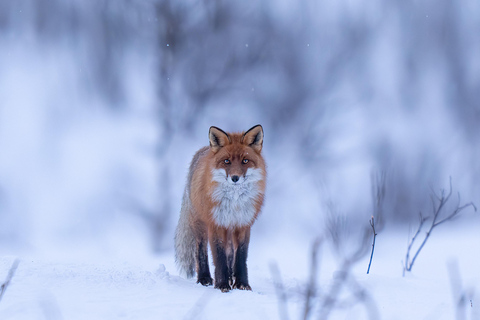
[0,0,479,256]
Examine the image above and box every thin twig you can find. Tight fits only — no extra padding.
[341,276,380,320]
[404,212,428,272]
[447,260,472,320]
[318,229,370,320]
[404,179,476,273]
[317,263,349,320]
[435,202,477,227]
[270,262,290,320]
[303,238,322,320]
[366,217,377,274]
[366,171,386,274]
[0,259,20,303]
[371,171,386,232]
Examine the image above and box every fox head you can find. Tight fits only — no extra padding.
[208,125,266,227]
[208,125,264,184]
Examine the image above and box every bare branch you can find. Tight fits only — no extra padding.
[404,180,476,273]
[366,171,386,275]
[317,231,373,320]
[324,202,346,255]
[270,262,290,320]
[366,216,377,274]
[317,264,349,320]
[303,238,322,320]
[0,259,20,303]
[370,171,386,232]
[434,201,476,227]
[447,260,474,320]
[404,213,427,272]
[341,276,380,320]
[350,227,371,264]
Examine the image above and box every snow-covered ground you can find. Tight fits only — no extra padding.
[0,216,478,320]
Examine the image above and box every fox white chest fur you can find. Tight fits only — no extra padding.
[211,168,264,228]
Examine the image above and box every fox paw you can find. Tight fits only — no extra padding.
[215,282,231,293]
[233,282,252,291]
[197,276,213,286]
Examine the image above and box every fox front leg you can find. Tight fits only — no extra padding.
[232,227,252,290]
[196,237,213,286]
[226,236,234,286]
[209,227,231,292]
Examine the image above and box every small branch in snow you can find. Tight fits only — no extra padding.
[366,171,386,274]
[366,217,377,274]
[404,212,428,275]
[370,171,386,231]
[270,262,290,320]
[317,229,377,320]
[447,260,474,320]
[0,259,20,303]
[303,238,322,320]
[404,178,476,274]
[297,219,378,320]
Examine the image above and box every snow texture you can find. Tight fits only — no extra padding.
[1,221,479,320]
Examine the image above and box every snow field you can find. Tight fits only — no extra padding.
[0,217,478,320]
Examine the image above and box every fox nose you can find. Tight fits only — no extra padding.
[231,175,239,183]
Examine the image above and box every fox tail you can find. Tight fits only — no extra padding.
[174,190,196,278]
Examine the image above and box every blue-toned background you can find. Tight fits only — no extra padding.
[0,0,479,255]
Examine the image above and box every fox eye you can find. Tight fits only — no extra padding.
[242,159,249,164]
[224,159,231,164]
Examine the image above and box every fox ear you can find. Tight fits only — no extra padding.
[242,124,263,153]
[209,126,231,153]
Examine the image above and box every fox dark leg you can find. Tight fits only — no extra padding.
[196,238,213,286]
[232,227,251,290]
[195,222,213,286]
[226,234,234,286]
[209,227,231,292]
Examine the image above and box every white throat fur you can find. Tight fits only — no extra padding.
[211,168,264,228]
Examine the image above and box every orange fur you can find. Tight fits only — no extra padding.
[174,125,266,291]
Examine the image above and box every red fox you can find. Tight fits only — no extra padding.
[174,125,266,292]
